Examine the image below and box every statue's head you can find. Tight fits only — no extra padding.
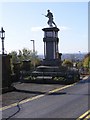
[47,9,50,12]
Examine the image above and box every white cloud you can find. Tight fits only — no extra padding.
[30,26,71,32]
[60,26,72,31]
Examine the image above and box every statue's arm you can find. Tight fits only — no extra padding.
[45,15,48,17]
[46,13,49,17]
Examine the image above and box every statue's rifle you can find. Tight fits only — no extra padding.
[42,14,47,17]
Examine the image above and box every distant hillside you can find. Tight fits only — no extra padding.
[38,53,87,61]
[61,53,86,61]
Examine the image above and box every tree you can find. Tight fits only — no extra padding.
[62,59,73,68]
[83,52,90,68]
[76,61,83,69]
[18,50,23,62]
[22,48,32,60]
[9,48,41,70]
[82,52,90,73]
[9,51,18,63]
[83,53,90,73]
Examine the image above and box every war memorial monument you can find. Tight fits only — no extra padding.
[31,10,80,83]
[42,9,62,66]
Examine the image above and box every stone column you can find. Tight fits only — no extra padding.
[42,27,61,66]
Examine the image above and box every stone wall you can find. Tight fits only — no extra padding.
[2,54,12,88]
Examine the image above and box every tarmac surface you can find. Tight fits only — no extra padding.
[1,82,64,107]
[2,76,90,119]
[1,76,89,108]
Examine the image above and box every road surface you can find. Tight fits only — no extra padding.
[1,76,90,119]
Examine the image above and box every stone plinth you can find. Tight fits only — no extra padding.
[42,27,62,66]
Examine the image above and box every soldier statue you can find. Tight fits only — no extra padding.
[44,10,57,27]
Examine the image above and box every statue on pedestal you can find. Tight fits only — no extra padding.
[43,10,57,27]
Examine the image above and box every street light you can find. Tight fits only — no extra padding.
[0,27,5,55]
[30,40,35,52]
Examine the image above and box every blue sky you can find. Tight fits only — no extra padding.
[0,2,88,55]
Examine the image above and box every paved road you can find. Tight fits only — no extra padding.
[1,83,64,107]
[2,77,90,119]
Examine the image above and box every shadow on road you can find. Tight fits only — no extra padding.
[15,88,67,96]
[15,89,46,95]
[48,92,67,95]
[15,89,90,96]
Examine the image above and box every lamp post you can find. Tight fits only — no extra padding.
[0,27,5,55]
[30,40,35,69]
[30,40,35,52]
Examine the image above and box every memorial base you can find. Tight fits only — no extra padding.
[42,59,61,66]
